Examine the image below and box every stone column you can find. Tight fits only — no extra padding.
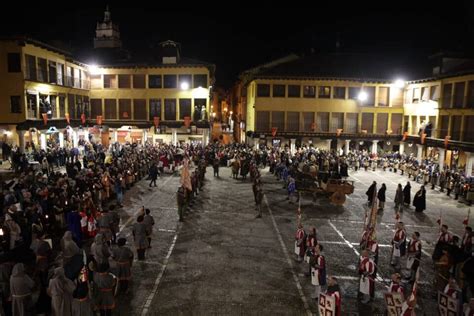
[290,138,296,155]
[142,130,147,146]
[344,139,350,155]
[113,130,118,143]
[416,144,423,163]
[202,129,210,146]
[59,132,64,148]
[72,131,78,148]
[40,133,47,150]
[465,152,474,176]
[371,140,378,155]
[18,130,25,153]
[326,139,332,150]
[438,147,445,170]
[172,129,178,146]
[399,142,405,155]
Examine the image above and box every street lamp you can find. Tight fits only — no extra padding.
[180,82,189,90]
[358,91,368,102]
[394,79,405,88]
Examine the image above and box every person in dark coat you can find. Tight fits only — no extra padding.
[403,182,411,207]
[377,183,386,211]
[366,181,377,206]
[413,185,426,212]
[148,164,159,187]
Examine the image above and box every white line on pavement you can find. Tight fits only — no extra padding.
[327,220,360,256]
[133,260,163,265]
[141,232,179,315]
[263,194,312,316]
[119,175,174,233]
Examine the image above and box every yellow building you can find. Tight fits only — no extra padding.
[0,7,214,151]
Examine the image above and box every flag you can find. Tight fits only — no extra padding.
[421,133,427,144]
[65,113,70,124]
[463,209,471,226]
[81,113,86,124]
[42,113,48,125]
[180,159,192,191]
[271,127,278,137]
[336,129,343,137]
[444,135,451,149]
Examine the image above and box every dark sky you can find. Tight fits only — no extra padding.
[1,2,474,88]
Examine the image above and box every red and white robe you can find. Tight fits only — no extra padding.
[305,235,317,263]
[438,231,453,244]
[443,285,459,299]
[462,232,473,254]
[389,281,404,297]
[391,229,406,257]
[311,254,326,286]
[406,239,421,270]
[294,228,305,256]
[359,256,375,295]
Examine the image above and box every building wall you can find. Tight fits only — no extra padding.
[403,81,440,136]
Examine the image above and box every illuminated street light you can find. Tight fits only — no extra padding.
[180,82,189,90]
[358,91,368,102]
[394,79,405,88]
[88,64,100,75]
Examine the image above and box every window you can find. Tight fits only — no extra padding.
[148,75,162,88]
[73,68,81,89]
[103,75,117,89]
[257,84,270,97]
[463,116,474,142]
[288,85,300,98]
[361,87,376,106]
[10,96,21,113]
[330,113,343,132]
[412,88,421,103]
[25,54,36,80]
[271,111,285,131]
[361,113,374,133]
[91,75,102,89]
[74,95,84,118]
[81,70,89,89]
[118,75,131,89]
[439,115,449,138]
[7,53,21,72]
[90,99,102,118]
[59,94,66,117]
[451,115,462,140]
[404,89,413,104]
[303,86,316,98]
[37,58,47,82]
[286,112,300,131]
[256,111,270,131]
[318,86,331,99]
[378,87,389,106]
[26,93,37,119]
[453,82,465,108]
[149,99,162,120]
[67,94,76,118]
[164,75,177,88]
[442,84,452,108]
[66,66,73,86]
[272,84,285,97]
[302,112,315,132]
[467,81,474,108]
[376,113,388,134]
[391,113,403,135]
[333,87,346,99]
[348,87,361,100]
[133,75,146,89]
[119,99,131,119]
[179,99,192,119]
[316,112,329,132]
[164,99,177,120]
[193,74,208,88]
[421,87,430,102]
[430,85,440,101]
[57,63,64,86]
[178,75,192,89]
[133,99,147,120]
[345,113,358,133]
[194,99,207,120]
[48,61,57,84]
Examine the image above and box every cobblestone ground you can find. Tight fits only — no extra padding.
[116,166,470,315]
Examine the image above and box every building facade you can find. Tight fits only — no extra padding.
[0,8,214,152]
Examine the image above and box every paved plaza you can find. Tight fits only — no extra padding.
[115,166,469,315]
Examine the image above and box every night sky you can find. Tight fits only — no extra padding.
[1,2,474,88]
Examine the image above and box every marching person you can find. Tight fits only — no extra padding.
[132,215,149,261]
[403,182,411,208]
[93,263,117,316]
[47,267,76,316]
[10,263,35,316]
[111,238,134,293]
[177,185,187,222]
[255,184,264,218]
[406,232,422,282]
[394,183,404,211]
[310,244,326,300]
[305,227,318,277]
[295,223,306,262]
[325,276,341,316]
[359,249,375,304]
[413,185,426,212]
[389,273,405,298]
[462,226,473,258]
[366,181,377,206]
[143,208,155,248]
[377,183,386,211]
[391,222,406,271]
[91,233,111,267]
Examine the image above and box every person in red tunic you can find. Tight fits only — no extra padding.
[294,223,306,262]
[359,249,375,304]
[310,244,326,299]
[389,273,404,298]
[326,276,341,316]
[304,227,318,277]
[462,226,473,258]
[444,277,461,299]
[406,232,422,283]
[391,222,406,270]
